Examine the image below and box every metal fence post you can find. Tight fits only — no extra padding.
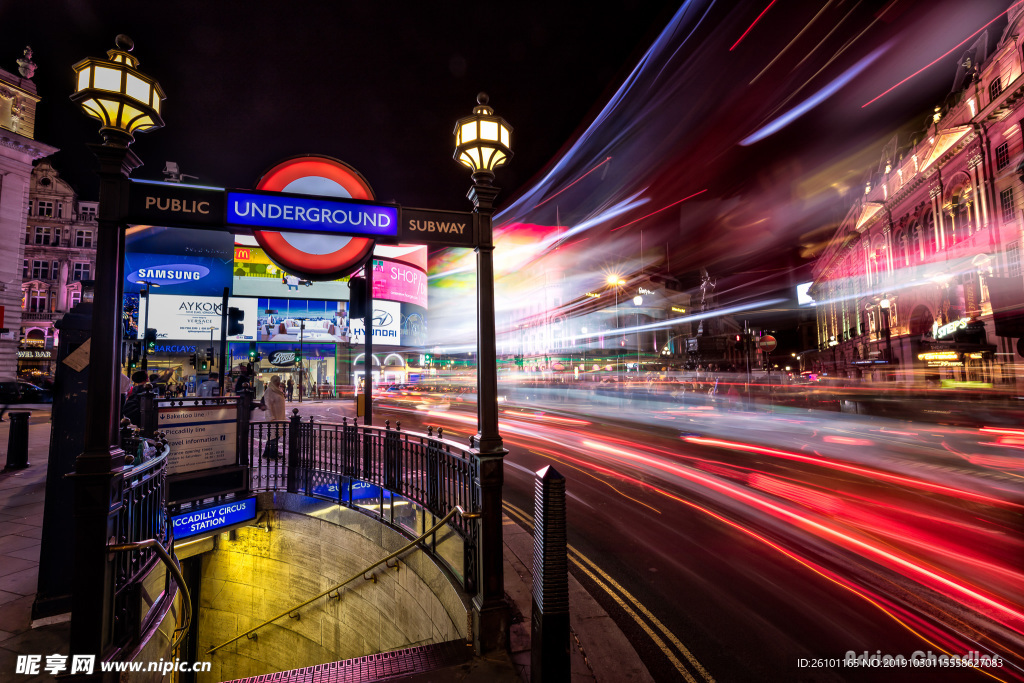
[139,384,157,437]
[287,409,301,493]
[383,420,400,491]
[237,385,252,472]
[531,465,569,682]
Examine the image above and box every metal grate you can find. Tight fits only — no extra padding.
[221,640,474,683]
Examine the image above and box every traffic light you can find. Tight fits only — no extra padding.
[144,327,157,353]
[189,352,197,367]
[734,335,744,351]
[227,307,244,336]
[349,277,367,318]
[294,349,302,362]
[248,348,257,362]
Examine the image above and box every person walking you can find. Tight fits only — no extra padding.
[286,377,294,401]
[265,374,287,420]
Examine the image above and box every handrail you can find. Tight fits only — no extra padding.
[108,539,192,653]
[205,504,480,656]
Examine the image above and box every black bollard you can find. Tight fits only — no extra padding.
[531,465,569,682]
[3,411,32,471]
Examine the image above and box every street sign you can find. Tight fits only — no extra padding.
[126,180,225,229]
[226,189,399,239]
[399,207,476,247]
[757,335,777,352]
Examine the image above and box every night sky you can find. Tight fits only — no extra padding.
[0,2,678,209]
[1,1,1016,331]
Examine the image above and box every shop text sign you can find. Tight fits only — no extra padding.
[158,404,237,475]
[172,497,255,540]
[227,190,398,239]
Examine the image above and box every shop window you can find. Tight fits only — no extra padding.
[1000,187,1015,223]
[75,230,93,248]
[33,226,51,245]
[72,262,91,281]
[996,141,1010,170]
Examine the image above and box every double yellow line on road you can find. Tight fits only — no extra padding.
[502,500,714,683]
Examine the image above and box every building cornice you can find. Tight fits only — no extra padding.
[0,130,57,160]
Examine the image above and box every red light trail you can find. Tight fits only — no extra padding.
[729,0,777,52]
[534,157,613,208]
[610,189,707,232]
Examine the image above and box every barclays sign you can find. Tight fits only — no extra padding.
[128,263,210,286]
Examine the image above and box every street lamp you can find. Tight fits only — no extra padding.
[632,295,642,375]
[606,275,624,380]
[138,280,159,372]
[69,35,165,662]
[828,335,839,374]
[454,93,512,652]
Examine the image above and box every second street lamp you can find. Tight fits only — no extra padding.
[454,93,512,653]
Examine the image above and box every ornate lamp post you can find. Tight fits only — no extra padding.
[454,92,512,653]
[138,280,159,372]
[606,275,624,380]
[68,35,165,661]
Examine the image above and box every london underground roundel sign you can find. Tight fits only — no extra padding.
[253,156,376,280]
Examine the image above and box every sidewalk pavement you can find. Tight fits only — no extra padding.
[0,415,652,682]
[0,409,68,683]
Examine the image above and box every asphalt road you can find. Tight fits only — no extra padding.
[280,392,1024,682]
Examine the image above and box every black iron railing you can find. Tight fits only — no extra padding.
[248,411,479,592]
[111,439,171,648]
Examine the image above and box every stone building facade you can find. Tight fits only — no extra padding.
[810,6,1024,387]
[0,49,57,381]
[19,161,98,379]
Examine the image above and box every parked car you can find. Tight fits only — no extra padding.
[0,380,53,404]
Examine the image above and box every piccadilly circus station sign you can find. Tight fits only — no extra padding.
[125,155,480,280]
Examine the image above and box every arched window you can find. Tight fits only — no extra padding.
[910,221,922,262]
[922,211,937,256]
[894,231,908,270]
[950,186,974,243]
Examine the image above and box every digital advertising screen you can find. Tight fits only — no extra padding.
[125,225,235,296]
[256,298,348,343]
[138,294,259,341]
[232,244,354,300]
[349,300,401,346]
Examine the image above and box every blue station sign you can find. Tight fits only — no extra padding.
[226,190,399,239]
[171,497,256,540]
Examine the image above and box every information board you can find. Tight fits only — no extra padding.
[158,404,238,475]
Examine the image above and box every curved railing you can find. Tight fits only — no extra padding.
[248,411,480,593]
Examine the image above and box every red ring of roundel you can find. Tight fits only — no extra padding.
[252,156,376,280]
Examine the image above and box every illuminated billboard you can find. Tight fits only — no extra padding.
[138,294,258,341]
[256,298,348,343]
[349,300,401,346]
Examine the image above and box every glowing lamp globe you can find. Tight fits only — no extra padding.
[454,93,512,183]
[71,35,165,146]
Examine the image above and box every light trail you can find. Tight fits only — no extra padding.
[863,0,1024,108]
[534,157,613,208]
[610,189,707,232]
[729,0,777,52]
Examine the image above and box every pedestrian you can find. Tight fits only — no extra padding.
[264,375,287,420]
[197,372,221,397]
[286,377,294,401]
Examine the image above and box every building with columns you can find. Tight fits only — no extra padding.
[0,48,57,381]
[19,161,98,379]
[810,5,1024,386]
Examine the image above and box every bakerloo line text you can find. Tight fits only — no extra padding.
[231,200,393,227]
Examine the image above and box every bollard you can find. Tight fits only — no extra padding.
[531,465,569,682]
[3,411,32,471]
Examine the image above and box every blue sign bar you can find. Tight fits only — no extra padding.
[226,190,398,238]
[171,497,256,540]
